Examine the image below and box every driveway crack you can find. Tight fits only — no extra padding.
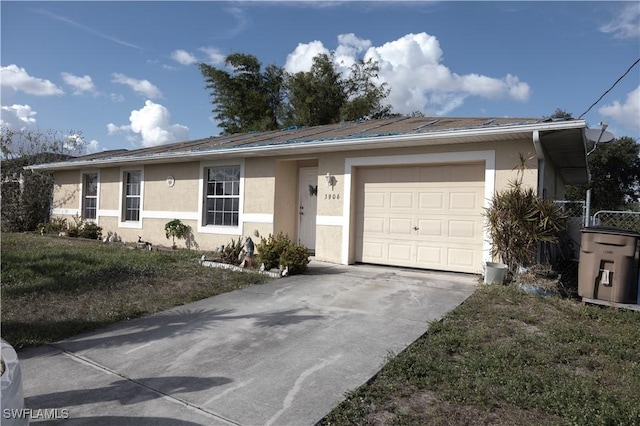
[48,344,242,425]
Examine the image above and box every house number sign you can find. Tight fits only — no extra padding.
[324,193,340,200]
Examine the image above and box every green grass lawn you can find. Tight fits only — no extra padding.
[321,284,640,425]
[1,232,269,349]
[3,233,639,424]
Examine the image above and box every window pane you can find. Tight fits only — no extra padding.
[85,174,98,196]
[84,197,97,220]
[126,172,141,195]
[204,166,240,226]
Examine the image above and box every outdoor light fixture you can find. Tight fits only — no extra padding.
[325,172,337,189]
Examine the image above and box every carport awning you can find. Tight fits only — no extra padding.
[539,127,589,185]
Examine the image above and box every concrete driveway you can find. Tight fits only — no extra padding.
[19,261,477,425]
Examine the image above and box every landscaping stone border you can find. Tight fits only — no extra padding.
[200,259,283,279]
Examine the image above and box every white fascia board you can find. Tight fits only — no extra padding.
[29,120,587,171]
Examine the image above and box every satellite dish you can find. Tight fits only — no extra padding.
[585,128,614,143]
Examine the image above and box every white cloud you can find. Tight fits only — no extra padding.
[284,41,330,74]
[171,49,198,65]
[65,133,102,155]
[199,47,225,65]
[284,32,531,116]
[334,33,371,71]
[109,93,125,103]
[109,100,189,148]
[85,139,101,154]
[61,72,96,94]
[598,86,640,134]
[600,4,640,39]
[107,123,129,134]
[1,64,64,96]
[0,104,38,131]
[111,73,162,99]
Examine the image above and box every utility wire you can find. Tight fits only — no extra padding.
[578,56,640,119]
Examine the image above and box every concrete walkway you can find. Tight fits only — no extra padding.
[19,261,477,425]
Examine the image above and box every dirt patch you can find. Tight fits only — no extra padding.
[363,387,560,425]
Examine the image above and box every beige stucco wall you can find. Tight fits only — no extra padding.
[244,158,276,214]
[51,136,553,264]
[98,167,120,211]
[315,225,343,263]
[144,162,200,212]
[273,160,298,238]
[52,170,80,210]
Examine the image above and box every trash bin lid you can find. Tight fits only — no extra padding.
[581,226,640,237]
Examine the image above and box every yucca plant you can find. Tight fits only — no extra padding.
[484,155,567,276]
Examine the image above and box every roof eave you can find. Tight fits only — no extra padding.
[28,120,587,171]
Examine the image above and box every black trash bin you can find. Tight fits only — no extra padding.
[578,227,640,304]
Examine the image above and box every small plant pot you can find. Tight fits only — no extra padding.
[484,262,508,284]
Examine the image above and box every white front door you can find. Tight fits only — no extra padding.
[298,167,318,250]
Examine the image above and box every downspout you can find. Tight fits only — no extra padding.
[533,130,545,264]
[532,130,545,198]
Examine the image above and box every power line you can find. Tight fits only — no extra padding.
[578,57,640,119]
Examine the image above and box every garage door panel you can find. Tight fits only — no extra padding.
[418,192,444,209]
[449,192,479,210]
[356,162,484,273]
[417,219,442,236]
[448,220,476,238]
[389,218,413,234]
[362,241,385,259]
[388,244,412,261]
[363,217,385,233]
[448,247,478,268]
[390,192,414,209]
[365,191,386,208]
[416,245,442,264]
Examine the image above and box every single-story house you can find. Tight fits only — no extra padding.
[30,116,589,274]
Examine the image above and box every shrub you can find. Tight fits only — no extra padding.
[219,237,244,265]
[164,219,190,249]
[257,232,292,271]
[65,215,102,240]
[484,154,567,276]
[79,222,102,240]
[257,232,310,275]
[279,243,311,275]
[38,217,68,235]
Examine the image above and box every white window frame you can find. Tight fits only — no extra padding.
[81,171,99,221]
[118,167,144,229]
[198,159,244,235]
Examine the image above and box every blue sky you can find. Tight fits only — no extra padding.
[1,1,639,153]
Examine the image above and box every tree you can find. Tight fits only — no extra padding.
[200,53,285,134]
[1,127,84,232]
[340,58,392,121]
[201,52,393,132]
[545,108,573,120]
[565,136,640,211]
[285,53,347,126]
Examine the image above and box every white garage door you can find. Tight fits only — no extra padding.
[355,162,485,273]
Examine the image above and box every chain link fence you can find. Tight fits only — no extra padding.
[592,210,640,232]
[548,205,640,294]
[550,201,586,292]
